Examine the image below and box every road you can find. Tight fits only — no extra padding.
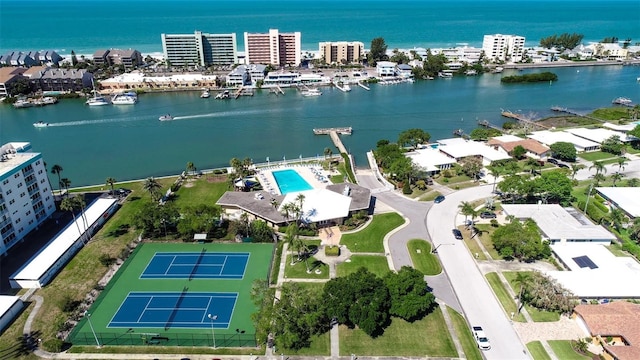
[358,169,529,359]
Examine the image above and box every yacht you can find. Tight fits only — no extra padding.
[159,114,174,121]
[301,88,322,97]
[33,121,49,128]
[465,69,478,76]
[438,71,453,78]
[13,99,33,108]
[200,89,211,98]
[86,95,110,106]
[612,97,632,105]
[111,92,138,105]
[215,90,230,99]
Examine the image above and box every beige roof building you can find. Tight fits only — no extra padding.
[319,41,364,65]
[574,302,640,360]
[488,135,550,159]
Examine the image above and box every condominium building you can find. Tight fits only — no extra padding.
[482,34,526,62]
[318,41,364,64]
[244,29,301,66]
[161,31,238,67]
[0,142,55,256]
[93,49,143,69]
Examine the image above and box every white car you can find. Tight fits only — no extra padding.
[472,326,491,350]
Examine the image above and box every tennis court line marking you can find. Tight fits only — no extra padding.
[140,252,250,280]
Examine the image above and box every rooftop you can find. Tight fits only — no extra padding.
[547,243,640,298]
[0,143,38,180]
[501,204,616,241]
[528,130,600,150]
[406,147,457,172]
[437,138,512,162]
[596,187,640,218]
[487,137,550,155]
[280,188,351,224]
[565,127,637,143]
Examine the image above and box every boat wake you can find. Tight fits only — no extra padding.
[171,109,287,121]
[46,116,147,127]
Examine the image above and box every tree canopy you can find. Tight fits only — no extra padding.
[469,127,502,141]
[549,142,577,162]
[491,219,551,261]
[384,267,436,321]
[398,128,431,149]
[600,135,625,155]
[368,37,388,66]
[629,125,640,139]
[539,33,584,51]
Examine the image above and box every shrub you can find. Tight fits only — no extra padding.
[98,253,116,267]
[490,219,499,227]
[402,181,412,194]
[42,339,64,352]
[325,245,340,256]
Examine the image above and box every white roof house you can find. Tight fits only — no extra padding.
[10,197,118,289]
[501,204,616,244]
[602,122,637,133]
[528,130,600,152]
[0,295,22,332]
[279,189,351,224]
[436,138,511,165]
[596,187,640,219]
[547,243,640,298]
[406,147,456,173]
[565,128,637,144]
[376,61,397,77]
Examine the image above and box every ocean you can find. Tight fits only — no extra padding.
[1,0,639,55]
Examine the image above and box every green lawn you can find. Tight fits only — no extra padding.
[436,175,472,185]
[502,272,560,322]
[340,213,405,253]
[284,254,330,279]
[407,239,442,275]
[173,176,232,208]
[339,306,456,357]
[527,341,552,360]
[578,151,616,162]
[485,272,526,322]
[463,230,488,261]
[547,340,592,360]
[472,224,501,260]
[419,190,442,202]
[336,255,390,278]
[447,306,483,360]
[284,332,330,355]
[589,107,631,121]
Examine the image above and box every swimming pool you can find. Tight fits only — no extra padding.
[272,169,313,194]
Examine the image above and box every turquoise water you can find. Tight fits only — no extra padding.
[1,1,638,54]
[272,169,313,194]
[2,65,639,186]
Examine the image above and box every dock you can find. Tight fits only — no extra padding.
[269,85,285,95]
[477,119,506,133]
[313,127,352,135]
[358,82,370,91]
[334,82,352,92]
[501,110,549,130]
[233,86,244,99]
[551,106,605,123]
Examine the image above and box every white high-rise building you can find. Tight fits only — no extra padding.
[161,31,238,67]
[0,142,55,256]
[482,34,526,62]
[244,29,301,66]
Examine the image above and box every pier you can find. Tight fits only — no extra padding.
[313,127,352,154]
[477,120,505,133]
[334,82,352,92]
[358,82,370,91]
[501,110,549,130]
[269,86,285,95]
[551,106,605,123]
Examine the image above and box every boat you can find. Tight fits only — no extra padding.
[438,71,453,78]
[492,66,504,74]
[41,96,58,105]
[200,89,211,98]
[612,97,632,105]
[159,114,174,121]
[215,90,230,99]
[33,121,49,128]
[465,69,478,76]
[13,99,33,108]
[111,92,138,105]
[301,88,322,97]
[86,78,110,106]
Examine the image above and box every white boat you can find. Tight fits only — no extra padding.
[215,90,230,99]
[334,82,351,92]
[612,97,632,105]
[86,95,110,106]
[33,121,49,128]
[13,99,33,108]
[438,71,453,78]
[200,89,211,98]
[492,66,504,74]
[159,114,174,121]
[465,69,478,76]
[301,88,322,97]
[111,92,138,105]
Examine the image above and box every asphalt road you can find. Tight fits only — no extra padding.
[426,185,530,360]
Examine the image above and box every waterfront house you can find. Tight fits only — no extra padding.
[487,135,551,159]
[405,146,456,176]
[93,48,143,69]
[395,64,413,78]
[596,187,640,220]
[376,61,396,77]
[24,67,93,92]
[436,137,511,165]
[0,67,27,97]
[226,64,267,86]
[565,127,638,144]
[527,130,600,152]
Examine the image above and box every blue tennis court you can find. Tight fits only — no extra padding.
[141,251,249,279]
[108,291,237,329]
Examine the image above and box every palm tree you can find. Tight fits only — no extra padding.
[74,194,90,239]
[589,160,607,176]
[616,157,628,172]
[592,173,606,186]
[324,147,333,160]
[61,197,82,239]
[186,162,196,178]
[270,198,279,210]
[281,202,295,224]
[568,164,584,180]
[611,172,625,186]
[487,166,502,192]
[513,272,532,313]
[608,207,627,232]
[51,164,63,192]
[105,177,116,195]
[143,177,162,202]
[458,201,475,224]
[285,224,298,265]
[60,178,72,198]
[230,157,243,178]
[628,178,640,187]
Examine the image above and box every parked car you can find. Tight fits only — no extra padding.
[452,229,463,240]
[434,195,445,203]
[472,326,491,350]
[547,158,559,165]
[480,211,497,219]
[558,163,570,169]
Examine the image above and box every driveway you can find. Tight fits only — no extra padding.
[426,185,530,359]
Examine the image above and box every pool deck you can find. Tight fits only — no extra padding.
[257,164,333,195]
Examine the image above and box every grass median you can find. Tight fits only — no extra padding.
[340,212,405,253]
[485,272,526,322]
[407,239,442,275]
[447,306,482,360]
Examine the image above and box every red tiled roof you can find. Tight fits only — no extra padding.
[574,302,640,360]
[488,138,550,155]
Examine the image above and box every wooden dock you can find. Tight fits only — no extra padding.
[501,110,549,130]
[313,127,352,135]
[551,106,604,123]
[477,119,506,133]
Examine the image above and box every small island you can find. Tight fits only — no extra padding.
[501,71,558,83]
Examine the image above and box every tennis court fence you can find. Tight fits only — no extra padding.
[70,332,257,347]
